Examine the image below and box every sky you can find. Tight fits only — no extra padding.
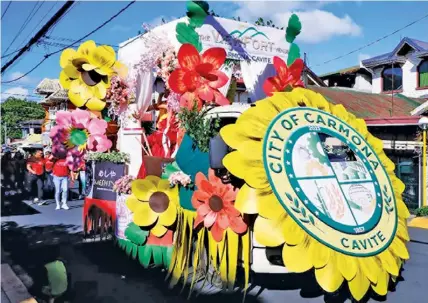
[1,0,428,101]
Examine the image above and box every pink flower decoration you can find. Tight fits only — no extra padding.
[87,134,112,152]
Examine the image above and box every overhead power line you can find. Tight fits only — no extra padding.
[2,1,136,84]
[1,1,12,20]
[3,1,44,55]
[311,12,428,68]
[1,1,76,75]
[44,35,119,49]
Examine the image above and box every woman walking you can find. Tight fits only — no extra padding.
[26,150,46,204]
[46,156,71,210]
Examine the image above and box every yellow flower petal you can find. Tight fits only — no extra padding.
[157,179,172,191]
[348,269,370,301]
[389,238,409,260]
[77,40,96,58]
[59,70,73,89]
[60,48,77,68]
[337,254,357,281]
[397,219,410,241]
[391,175,405,195]
[132,179,157,201]
[256,190,285,220]
[253,216,285,247]
[85,97,106,111]
[371,269,389,296]
[220,124,255,150]
[358,257,380,284]
[282,216,305,245]
[144,175,161,186]
[68,90,87,108]
[133,202,158,227]
[95,68,108,76]
[223,151,268,189]
[397,198,411,219]
[112,61,128,78]
[90,45,116,70]
[126,195,140,212]
[309,240,331,269]
[151,223,168,237]
[63,64,79,79]
[314,254,344,293]
[281,241,312,273]
[158,202,177,227]
[234,184,259,214]
[82,63,97,71]
[378,250,399,276]
[366,133,384,154]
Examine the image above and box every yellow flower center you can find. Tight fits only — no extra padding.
[149,191,170,213]
[209,195,223,212]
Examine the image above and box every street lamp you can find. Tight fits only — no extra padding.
[418,116,428,207]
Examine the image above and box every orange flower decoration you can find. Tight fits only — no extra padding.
[168,44,230,110]
[263,56,304,96]
[192,169,247,242]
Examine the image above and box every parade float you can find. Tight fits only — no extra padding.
[55,1,410,301]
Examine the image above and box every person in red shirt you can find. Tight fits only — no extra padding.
[46,156,71,210]
[26,150,45,204]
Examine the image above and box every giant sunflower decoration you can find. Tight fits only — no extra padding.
[59,40,127,111]
[126,176,178,237]
[220,87,410,301]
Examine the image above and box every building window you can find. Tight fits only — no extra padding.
[382,65,402,92]
[418,59,428,88]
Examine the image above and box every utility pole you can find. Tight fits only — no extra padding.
[1,1,75,74]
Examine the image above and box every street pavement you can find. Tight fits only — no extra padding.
[1,194,427,303]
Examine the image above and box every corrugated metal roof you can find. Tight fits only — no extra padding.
[320,65,361,78]
[309,86,426,118]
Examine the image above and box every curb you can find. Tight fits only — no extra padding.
[1,264,37,303]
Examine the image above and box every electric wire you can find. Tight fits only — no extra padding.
[1,1,136,84]
[1,1,12,20]
[3,1,44,55]
[311,12,428,68]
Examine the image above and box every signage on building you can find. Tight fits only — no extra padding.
[197,17,290,61]
[263,108,397,256]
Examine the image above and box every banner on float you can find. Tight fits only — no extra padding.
[197,17,290,62]
[89,161,126,202]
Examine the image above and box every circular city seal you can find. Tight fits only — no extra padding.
[262,107,398,257]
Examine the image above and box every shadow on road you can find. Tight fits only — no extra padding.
[1,219,405,303]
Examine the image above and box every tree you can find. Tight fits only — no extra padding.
[0,97,45,144]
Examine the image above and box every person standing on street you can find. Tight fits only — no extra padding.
[26,150,46,205]
[77,162,86,200]
[44,151,54,198]
[47,156,71,210]
[14,151,26,194]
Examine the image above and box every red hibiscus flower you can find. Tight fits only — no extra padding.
[263,56,305,96]
[168,44,230,110]
[192,169,247,242]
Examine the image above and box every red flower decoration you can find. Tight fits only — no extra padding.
[168,44,230,110]
[192,169,247,242]
[263,57,305,96]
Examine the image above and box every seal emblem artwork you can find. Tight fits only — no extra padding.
[263,107,397,256]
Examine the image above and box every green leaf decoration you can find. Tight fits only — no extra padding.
[176,23,202,52]
[309,215,315,225]
[285,14,302,43]
[300,218,310,224]
[139,245,152,268]
[285,193,293,202]
[164,246,173,267]
[293,197,300,208]
[287,43,301,66]
[125,222,149,245]
[186,1,209,28]
[301,207,307,217]
[161,161,182,179]
[152,246,164,266]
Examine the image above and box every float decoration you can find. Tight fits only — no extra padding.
[50,109,112,171]
[168,44,230,110]
[175,1,209,52]
[59,40,127,111]
[220,88,410,301]
[285,14,302,66]
[263,56,304,96]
